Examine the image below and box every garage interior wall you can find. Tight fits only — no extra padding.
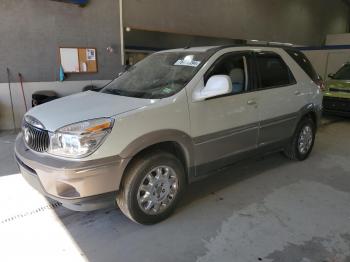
[304,47,350,80]
[125,29,245,51]
[1,0,350,131]
[124,0,350,46]
[0,0,122,130]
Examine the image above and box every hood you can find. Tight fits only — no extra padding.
[26,91,155,131]
[324,79,350,99]
[326,79,350,90]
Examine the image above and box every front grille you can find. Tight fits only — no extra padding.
[329,88,350,93]
[323,96,350,112]
[23,122,49,152]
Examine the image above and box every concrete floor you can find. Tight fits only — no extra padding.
[0,116,350,262]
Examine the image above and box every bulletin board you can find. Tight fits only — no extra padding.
[59,47,98,73]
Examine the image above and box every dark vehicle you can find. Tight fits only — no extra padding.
[32,91,59,107]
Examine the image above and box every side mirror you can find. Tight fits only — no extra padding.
[193,75,232,101]
[328,73,335,79]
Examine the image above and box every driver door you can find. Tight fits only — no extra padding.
[188,52,259,175]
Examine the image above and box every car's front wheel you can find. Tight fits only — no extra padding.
[116,151,185,224]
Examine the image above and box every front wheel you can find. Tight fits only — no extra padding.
[116,151,185,224]
[284,117,316,161]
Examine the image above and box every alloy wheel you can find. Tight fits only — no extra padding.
[298,125,313,154]
[137,165,179,215]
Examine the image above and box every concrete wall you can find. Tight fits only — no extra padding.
[0,0,122,83]
[1,0,349,130]
[304,49,350,80]
[124,0,349,46]
[0,80,110,130]
[0,0,122,130]
[326,33,350,45]
[125,29,244,51]
[303,35,350,79]
[303,51,329,78]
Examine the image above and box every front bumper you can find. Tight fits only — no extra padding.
[15,133,129,211]
[323,96,350,116]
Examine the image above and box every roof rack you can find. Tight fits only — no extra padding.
[208,43,298,52]
[256,41,294,47]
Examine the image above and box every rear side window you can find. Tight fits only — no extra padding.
[285,49,318,81]
[256,52,296,89]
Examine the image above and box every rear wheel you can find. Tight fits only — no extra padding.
[116,151,185,224]
[284,117,315,161]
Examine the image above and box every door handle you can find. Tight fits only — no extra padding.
[294,90,301,95]
[247,99,257,106]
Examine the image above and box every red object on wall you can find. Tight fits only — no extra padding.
[50,0,88,6]
[18,73,28,112]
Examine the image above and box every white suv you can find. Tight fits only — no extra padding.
[15,46,323,224]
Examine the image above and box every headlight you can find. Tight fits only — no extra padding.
[48,118,114,158]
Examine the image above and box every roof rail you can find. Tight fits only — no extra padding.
[208,43,298,52]
[266,41,294,47]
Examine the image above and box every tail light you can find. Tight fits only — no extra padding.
[315,78,326,91]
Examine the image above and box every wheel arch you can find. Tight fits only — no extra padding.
[119,130,195,185]
[297,103,321,129]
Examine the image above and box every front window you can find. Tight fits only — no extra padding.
[102,52,209,99]
[333,64,350,80]
[205,52,249,94]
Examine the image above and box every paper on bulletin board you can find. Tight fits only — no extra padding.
[60,48,79,72]
[86,49,96,61]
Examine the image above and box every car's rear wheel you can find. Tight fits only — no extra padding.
[116,151,185,224]
[284,117,316,161]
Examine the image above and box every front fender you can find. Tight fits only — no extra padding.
[119,129,195,171]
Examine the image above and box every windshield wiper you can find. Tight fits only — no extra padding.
[104,88,151,99]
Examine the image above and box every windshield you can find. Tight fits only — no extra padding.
[333,64,350,80]
[101,51,209,99]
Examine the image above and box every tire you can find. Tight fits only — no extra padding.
[284,117,316,161]
[116,151,185,225]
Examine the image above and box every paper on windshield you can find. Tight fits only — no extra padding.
[174,55,201,67]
